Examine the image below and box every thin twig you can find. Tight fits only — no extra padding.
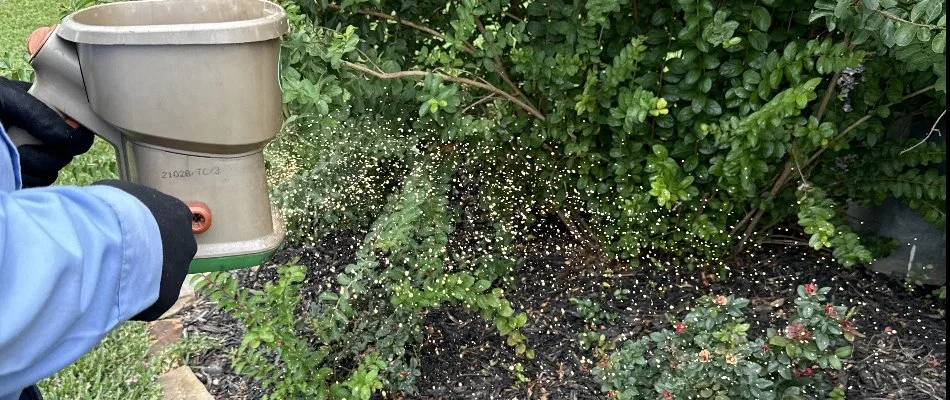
[326,4,539,116]
[460,94,496,114]
[730,70,842,237]
[342,61,546,120]
[731,162,794,255]
[817,69,843,121]
[730,208,757,236]
[901,109,946,154]
[473,17,538,111]
[326,4,477,55]
[805,85,936,166]
[875,9,947,31]
[791,149,808,186]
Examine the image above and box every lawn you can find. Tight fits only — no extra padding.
[1,0,119,187]
[0,0,62,53]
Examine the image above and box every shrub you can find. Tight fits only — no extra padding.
[592,284,858,399]
[269,0,945,270]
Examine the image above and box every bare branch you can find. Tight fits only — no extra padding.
[817,69,843,121]
[473,16,538,112]
[460,94,496,114]
[901,109,946,154]
[342,61,546,120]
[325,4,477,55]
[875,9,947,31]
[806,85,936,166]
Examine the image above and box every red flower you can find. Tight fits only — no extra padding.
[785,322,812,341]
[662,390,673,398]
[675,322,687,334]
[712,295,728,306]
[793,369,802,377]
[824,304,838,318]
[803,367,813,376]
[760,344,770,352]
[804,283,817,295]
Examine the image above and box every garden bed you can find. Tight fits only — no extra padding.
[179,224,946,400]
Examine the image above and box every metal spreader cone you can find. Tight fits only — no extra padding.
[8,0,290,273]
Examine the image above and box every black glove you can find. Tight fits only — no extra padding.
[94,180,198,321]
[0,76,94,188]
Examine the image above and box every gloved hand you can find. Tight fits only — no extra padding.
[0,76,94,188]
[94,180,198,321]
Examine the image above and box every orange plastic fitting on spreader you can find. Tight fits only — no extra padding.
[188,202,212,234]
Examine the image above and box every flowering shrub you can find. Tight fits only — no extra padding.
[593,284,858,399]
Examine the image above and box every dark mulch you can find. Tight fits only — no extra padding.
[179,223,946,400]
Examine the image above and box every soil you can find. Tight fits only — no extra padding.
[178,223,946,400]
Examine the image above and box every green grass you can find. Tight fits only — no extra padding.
[37,323,162,399]
[38,323,221,400]
[1,0,119,186]
[0,0,62,54]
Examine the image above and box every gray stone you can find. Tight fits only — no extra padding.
[159,366,214,400]
[147,318,183,356]
[843,115,946,286]
[846,198,946,285]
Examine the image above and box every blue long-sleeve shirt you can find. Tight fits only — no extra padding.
[0,123,163,399]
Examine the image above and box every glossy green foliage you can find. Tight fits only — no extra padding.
[811,0,947,92]
[274,0,944,269]
[593,285,858,399]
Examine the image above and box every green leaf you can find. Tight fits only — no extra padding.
[933,31,946,53]
[783,41,800,61]
[786,343,799,357]
[704,100,722,116]
[925,0,944,22]
[895,23,917,47]
[513,313,528,327]
[774,364,790,380]
[911,0,929,22]
[720,60,744,78]
[700,76,713,93]
[473,279,492,292]
[499,305,515,318]
[815,332,830,350]
[749,31,770,51]
[862,0,879,10]
[743,70,762,86]
[829,354,843,369]
[751,6,772,31]
[651,8,673,26]
[769,335,789,347]
[802,305,814,318]
[835,345,853,358]
[684,155,700,172]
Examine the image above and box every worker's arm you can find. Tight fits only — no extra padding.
[0,123,195,398]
